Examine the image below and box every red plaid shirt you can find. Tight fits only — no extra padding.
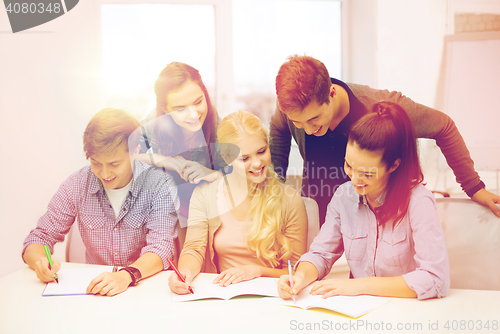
[23,160,179,269]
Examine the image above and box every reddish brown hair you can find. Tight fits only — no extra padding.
[275,55,331,114]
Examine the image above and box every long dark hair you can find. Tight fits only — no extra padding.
[153,62,218,164]
[348,101,424,226]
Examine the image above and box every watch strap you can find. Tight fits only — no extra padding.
[119,266,142,286]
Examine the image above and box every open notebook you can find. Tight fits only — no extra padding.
[42,266,113,296]
[172,276,280,302]
[264,284,391,318]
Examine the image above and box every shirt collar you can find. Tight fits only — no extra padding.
[357,188,387,207]
[329,78,368,136]
[88,159,148,197]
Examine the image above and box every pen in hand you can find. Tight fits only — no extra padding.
[167,258,194,294]
[288,260,295,303]
[43,245,59,283]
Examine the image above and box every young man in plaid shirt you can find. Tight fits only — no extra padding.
[23,108,179,296]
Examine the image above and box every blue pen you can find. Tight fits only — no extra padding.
[288,260,295,303]
[43,245,59,283]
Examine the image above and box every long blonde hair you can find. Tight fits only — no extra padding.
[217,110,292,267]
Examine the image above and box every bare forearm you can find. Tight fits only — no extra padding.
[137,153,163,167]
[358,276,417,298]
[23,244,48,269]
[177,253,203,278]
[296,261,320,286]
[129,252,164,279]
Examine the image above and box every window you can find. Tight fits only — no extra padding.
[232,0,342,126]
[100,0,343,128]
[100,3,216,120]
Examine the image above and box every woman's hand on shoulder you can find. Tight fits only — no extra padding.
[213,265,262,287]
[180,161,221,184]
[139,153,187,176]
[159,155,187,175]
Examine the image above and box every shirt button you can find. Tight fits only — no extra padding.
[114,228,117,232]
[137,223,141,227]
[114,252,118,256]
[438,283,441,288]
[122,207,126,211]
[89,225,93,229]
[370,269,373,274]
[372,249,375,254]
[351,234,354,238]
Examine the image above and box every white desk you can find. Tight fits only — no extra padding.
[1,262,499,334]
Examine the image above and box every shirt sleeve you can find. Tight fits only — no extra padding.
[283,187,308,266]
[22,173,77,257]
[269,101,292,181]
[402,188,450,300]
[356,85,482,196]
[297,192,344,279]
[140,172,180,270]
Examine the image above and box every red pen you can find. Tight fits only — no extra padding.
[167,258,194,294]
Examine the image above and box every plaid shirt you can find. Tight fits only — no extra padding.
[23,160,179,269]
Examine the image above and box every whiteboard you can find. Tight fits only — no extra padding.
[443,32,500,171]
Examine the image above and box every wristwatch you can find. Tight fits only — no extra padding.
[119,266,142,286]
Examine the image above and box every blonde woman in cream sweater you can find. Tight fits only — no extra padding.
[169,110,307,294]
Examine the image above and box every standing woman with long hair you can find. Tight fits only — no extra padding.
[138,62,225,243]
[168,110,308,294]
[278,101,450,300]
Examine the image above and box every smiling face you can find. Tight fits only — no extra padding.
[286,84,348,136]
[287,99,333,136]
[89,142,138,189]
[164,80,208,134]
[344,142,399,204]
[230,134,271,185]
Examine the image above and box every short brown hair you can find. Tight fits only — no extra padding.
[83,108,141,159]
[275,55,331,114]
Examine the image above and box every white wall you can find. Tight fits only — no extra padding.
[376,0,447,105]
[0,2,100,277]
[345,0,378,86]
[375,0,450,192]
[374,0,500,195]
